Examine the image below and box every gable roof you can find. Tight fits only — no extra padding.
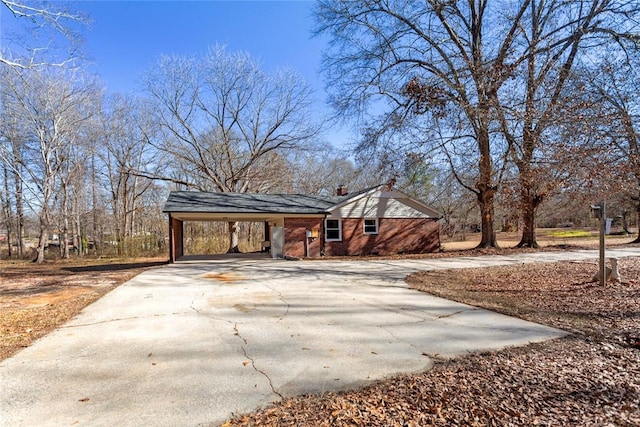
[327,185,441,219]
[163,185,440,219]
[163,191,345,215]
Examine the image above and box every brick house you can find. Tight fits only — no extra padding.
[162,184,440,262]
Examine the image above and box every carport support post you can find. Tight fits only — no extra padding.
[168,214,184,263]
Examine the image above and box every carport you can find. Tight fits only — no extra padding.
[166,212,276,262]
[162,191,333,262]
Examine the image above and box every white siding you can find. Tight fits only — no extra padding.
[329,190,439,219]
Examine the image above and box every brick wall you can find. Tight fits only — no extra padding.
[324,218,440,256]
[284,218,323,258]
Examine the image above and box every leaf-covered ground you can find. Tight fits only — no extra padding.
[225,258,640,426]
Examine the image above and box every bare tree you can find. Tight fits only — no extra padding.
[0,164,12,257]
[0,112,26,257]
[94,94,159,256]
[314,0,640,248]
[0,66,98,262]
[493,0,639,247]
[284,142,380,195]
[578,58,640,242]
[142,46,322,252]
[0,0,86,69]
[314,1,529,247]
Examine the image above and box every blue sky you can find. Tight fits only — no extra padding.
[78,1,325,93]
[71,0,354,145]
[0,1,357,145]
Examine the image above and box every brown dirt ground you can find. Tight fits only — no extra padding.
[0,258,166,360]
[225,251,640,426]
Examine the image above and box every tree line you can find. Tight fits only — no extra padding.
[0,47,379,260]
[1,0,639,262]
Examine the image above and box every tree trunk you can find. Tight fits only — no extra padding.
[10,141,24,257]
[91,155,98,255]
[62,225,70,258]
[517,187,542,248]
[75,198,83,257]
[62,184,70,259]
[35,220,48,263]
[4,217,12,259]
[475,126,499,248]
[227,221,241,253]
[633,197,640,244]
[476,186,498,248]
[2,165,12,258]
[622,211,631,235]
[517,196,538,248]
[14,175,24,257]
[2,209,12,259]
[35,180,52,263]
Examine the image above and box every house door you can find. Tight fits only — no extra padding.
[271,226,284,258]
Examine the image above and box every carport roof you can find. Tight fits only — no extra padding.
[163,191,351,215]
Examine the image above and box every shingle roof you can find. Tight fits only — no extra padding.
[163,191,349,215]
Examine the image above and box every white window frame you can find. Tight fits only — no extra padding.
[325,218,342,241]
[363,218,379,235]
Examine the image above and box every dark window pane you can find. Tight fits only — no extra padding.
[364,219,377,233]
[326,219,339,229]
[327,229,340,239]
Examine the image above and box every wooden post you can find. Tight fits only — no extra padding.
[599,202,606,287]
[168,214,174,263]
[168,215,184,263]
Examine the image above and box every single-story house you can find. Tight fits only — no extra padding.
[162,184,441,262]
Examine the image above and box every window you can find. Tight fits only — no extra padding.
[325,218,342,241]
[363,218,378,234]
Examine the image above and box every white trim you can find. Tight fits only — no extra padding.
[325,218,342,241]
[169,212,324,222]
[363,218,378,235]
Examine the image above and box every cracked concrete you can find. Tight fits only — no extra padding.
[234,323,283,400]
[4,248,638,426]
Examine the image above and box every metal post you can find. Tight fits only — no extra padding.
[599,202,606,287]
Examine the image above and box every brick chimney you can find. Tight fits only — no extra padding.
[336,185,348,196]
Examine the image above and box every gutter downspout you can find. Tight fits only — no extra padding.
[321,213,327,256]
[168,213,174,263]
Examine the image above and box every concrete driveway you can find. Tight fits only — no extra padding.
[3,248,638,426]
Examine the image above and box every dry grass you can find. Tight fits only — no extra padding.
[441,228,636,251]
